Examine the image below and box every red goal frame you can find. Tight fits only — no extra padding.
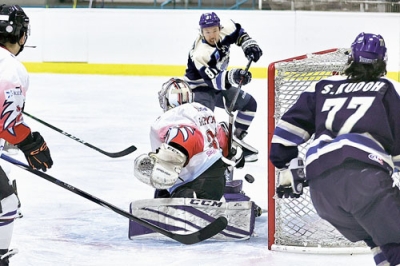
[267,49,341,250]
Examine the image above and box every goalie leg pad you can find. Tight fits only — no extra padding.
[224,180,243,194]
[224,193,250,202]
[128,198,256,241]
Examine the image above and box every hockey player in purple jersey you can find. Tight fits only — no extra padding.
[270,32,400,265]
[184,12,262,162]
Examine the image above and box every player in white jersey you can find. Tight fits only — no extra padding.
[184,12,262,162]
[0,5,53,266]
[134,78,239,200]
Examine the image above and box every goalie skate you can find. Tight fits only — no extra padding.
[0,249,18,266]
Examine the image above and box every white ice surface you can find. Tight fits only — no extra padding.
[2,74,375,265]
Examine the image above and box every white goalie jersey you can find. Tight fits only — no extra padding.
[150,102,225,193]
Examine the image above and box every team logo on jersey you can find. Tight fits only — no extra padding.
[165,126,204,156]
[368,154,384,165]
[215,50,221,61]
[214,45,230,71]
[165,126,195,143]
[215,43,229,54]
[2,87,24,135]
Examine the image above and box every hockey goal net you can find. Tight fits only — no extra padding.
[267,48,369,253]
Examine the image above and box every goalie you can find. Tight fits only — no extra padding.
[131,78,258,241]
[270,32,400,265]
[134,77,240,200]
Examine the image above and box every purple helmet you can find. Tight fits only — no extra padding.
[199,12,220,29]
[351,32,387,64]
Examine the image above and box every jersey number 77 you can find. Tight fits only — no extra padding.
[321,96,375,135]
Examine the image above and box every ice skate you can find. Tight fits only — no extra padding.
[0,249,18,266]
[233,128,258,162]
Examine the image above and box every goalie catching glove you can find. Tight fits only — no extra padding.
[134,143,187,189]
[17,131,53,172]
[276,158,308,198]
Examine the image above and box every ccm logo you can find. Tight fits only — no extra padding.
[189,199,223,207]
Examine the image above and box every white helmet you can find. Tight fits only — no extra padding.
[158,78,194,112]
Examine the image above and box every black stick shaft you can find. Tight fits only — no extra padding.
[0,154,227,244]
[22,111,136,158]
[227,58,253,152]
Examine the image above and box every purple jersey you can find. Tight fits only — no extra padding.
[270,75,400,179]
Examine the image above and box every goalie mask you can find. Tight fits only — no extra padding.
[158,78,194,112]
[134,143,187,190]
[0,5,30,55]
[350,32,387,64]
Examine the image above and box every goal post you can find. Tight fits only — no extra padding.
[267,48,370,253]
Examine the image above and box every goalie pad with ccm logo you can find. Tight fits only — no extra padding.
[128,197,257,241]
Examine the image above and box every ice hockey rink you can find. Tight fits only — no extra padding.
[4,73,375,266]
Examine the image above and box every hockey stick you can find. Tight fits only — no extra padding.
[0,153,228,244]
[226,58,253,155]
[22,111,136,158]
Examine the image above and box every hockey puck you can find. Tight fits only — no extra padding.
[244,174,255,183]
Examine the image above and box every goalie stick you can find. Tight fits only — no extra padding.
[0,153,228,245]
[22,111,136,158]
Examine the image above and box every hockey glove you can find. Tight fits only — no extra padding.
[17,132,53,172]
[276,158,308,198]
[237,33,263,63]
[227,68,252,87]
[134,143,187,190]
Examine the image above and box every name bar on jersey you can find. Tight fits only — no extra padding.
[322,81,386,95]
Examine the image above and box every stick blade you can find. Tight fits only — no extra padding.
[103,145,137,158]
[171,216,228,245]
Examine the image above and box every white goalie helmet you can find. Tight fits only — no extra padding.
[158,78,194,112]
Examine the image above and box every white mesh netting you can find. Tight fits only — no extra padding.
[271,48,368,251]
